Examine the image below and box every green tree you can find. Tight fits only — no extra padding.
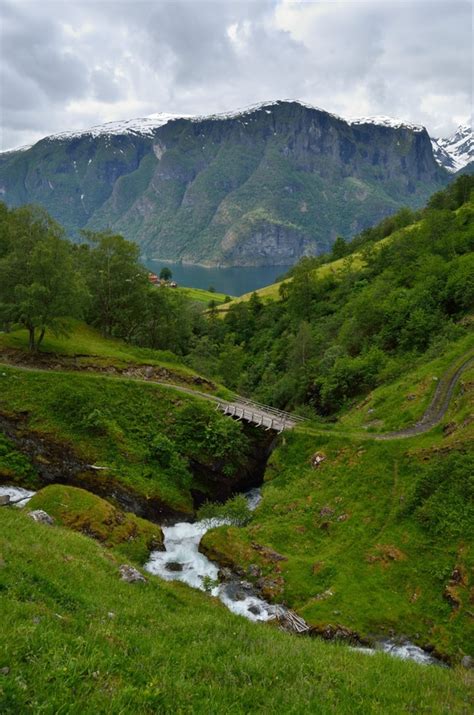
[331,236,347,260]
[0,205,87,350]
[218,336,245,389]
[159,266,172,281]
[288,321,315,368]
[82,231,148,338]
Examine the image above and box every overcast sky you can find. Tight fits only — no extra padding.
[0,0,472,151]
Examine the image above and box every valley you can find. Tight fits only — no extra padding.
[0,128,473,714]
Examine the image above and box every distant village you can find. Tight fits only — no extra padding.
[148,267,178,288]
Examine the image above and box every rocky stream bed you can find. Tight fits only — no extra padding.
[0,483,444,666]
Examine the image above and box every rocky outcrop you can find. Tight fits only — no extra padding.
[28,510,54,525]
[119,565,147,583]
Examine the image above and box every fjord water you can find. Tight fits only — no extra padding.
[145,261,293,296]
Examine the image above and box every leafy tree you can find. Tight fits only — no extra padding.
[82,231,148,338]
[218,336,245,389]
[248,291,263,316]
[0,205,87,350]
[159,266,172,281]
[331,236,347,260]
[288,321,315,368]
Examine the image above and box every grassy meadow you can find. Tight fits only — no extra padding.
[0,507,472,714]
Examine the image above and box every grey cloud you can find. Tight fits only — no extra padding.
[1,2,89,102]
[0,0,471,151]
[91,68,126,103]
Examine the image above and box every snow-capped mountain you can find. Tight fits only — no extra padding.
[0,100,449,267]
[348,115,424,132]
[430,124,473,173]
[2,101,471,175]
[1,101,430,153]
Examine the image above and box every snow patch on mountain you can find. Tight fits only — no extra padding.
[430,124,473,172]
[15,101,430,149]
[348,115,425,132]
[44,113,193,142]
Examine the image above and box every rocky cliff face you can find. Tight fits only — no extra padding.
[0,101,449,266]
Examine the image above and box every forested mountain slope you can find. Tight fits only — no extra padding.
[0,101,450,266]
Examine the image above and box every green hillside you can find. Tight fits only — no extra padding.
[1,508,471,714]
[0,175,473,711]
[201,340,474,659]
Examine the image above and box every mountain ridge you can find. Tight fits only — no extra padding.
[0,100,459,266]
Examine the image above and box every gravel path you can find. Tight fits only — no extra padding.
[1,350,472,439]
[375,352,474,441]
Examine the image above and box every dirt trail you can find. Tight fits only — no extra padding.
[1,349,472,440]
[375,352,474,441]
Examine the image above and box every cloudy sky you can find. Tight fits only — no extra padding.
[0,0,471,151]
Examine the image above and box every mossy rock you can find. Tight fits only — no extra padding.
[28,484,163,563]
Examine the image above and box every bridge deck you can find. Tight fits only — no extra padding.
[215,398,305,432]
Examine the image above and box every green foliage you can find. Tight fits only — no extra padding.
[159,266,172,281]
[147,433,191,490]
[172,402,248,476]
[408,453,474,538]
[186,177,474,414]
[82,229,149,339]
[0,205,88,349]
[197,493,253,527]
[0,433,37,486]
[0,508,469,714]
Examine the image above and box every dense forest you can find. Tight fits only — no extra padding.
[1,174,473,419]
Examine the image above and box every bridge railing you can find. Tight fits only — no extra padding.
[217,395,307,424]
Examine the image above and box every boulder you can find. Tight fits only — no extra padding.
[119,565,147,583]
[247,564,262,578]
[0,495,10,506]
[27,510,54,526]
[461,655,473,669]
[251,542,287,562]
[311,452,326,468]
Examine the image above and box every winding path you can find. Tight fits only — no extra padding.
[1,350,472,439]
[375,352,473,440]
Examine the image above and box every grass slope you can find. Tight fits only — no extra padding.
[201,343,474,660]
[0,364,244,514]
[177,286,232,305]
[0,507,471,714]
[218,233,395,311]
[0,321,192,375]
[27,484,163,563]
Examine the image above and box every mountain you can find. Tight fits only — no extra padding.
[431,124,473,173]
[0,101,450,266]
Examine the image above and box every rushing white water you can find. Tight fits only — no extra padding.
[1,480,441,664]
[145,486,442,664]
[145,488,276,621]
[0,485,36,507]
[378,640,442,666]
[353,641,442,666]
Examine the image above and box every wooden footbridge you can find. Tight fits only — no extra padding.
[214,396,306,433]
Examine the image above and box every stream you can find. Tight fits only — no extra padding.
[145,488,278,622]
[0,484,442,665]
